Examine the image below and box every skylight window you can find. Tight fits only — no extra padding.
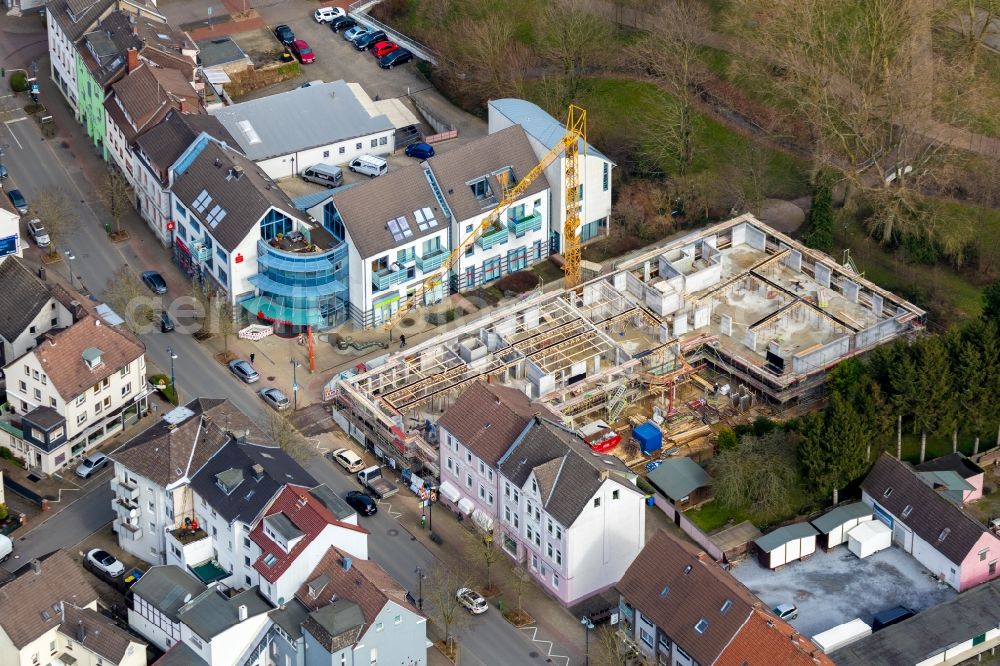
[659,585,669,598]
[414,207,438,232]
[387,216,413,242]
[237,119,262,144]
[470,178,491,199]
[901,504,913,518]
[720,600,732,614]
[883,487,893,498]
[264,553,278,566]
[938,527,951,542]
[694,618,709,634]
[206,204,228,228]
[193,189,213,213]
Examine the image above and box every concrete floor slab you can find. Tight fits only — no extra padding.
[731,544,956,638]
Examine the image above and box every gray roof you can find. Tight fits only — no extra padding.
[302,599,365,653]
[862,453,989,565]
[269,598,310,641]
[23,406,66,431]
[78,11,143,87]
[177,587,271,640]
[265,512,304,542]
[832,579,1000,666]
[489,98,612,163]
[0,257,53,344]
[156,641,209,666]
[136,110,236,183]
[329,162,444,260]
[171,138,306,251]
[498,417,636,527]
[48,0,115,42]
[809,502,873,534]
[754,522,819,553]
[209,81,394,161]
[196,36,250,68]
[427,125,550,224]
[189,438,316,525]
[308,484,358,521]
[59,603,143,663]
[130,565,207,622]
[647,457,712,502]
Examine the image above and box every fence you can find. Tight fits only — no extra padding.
[651,492,724,561]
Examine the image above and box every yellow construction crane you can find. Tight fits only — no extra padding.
[383,105,587,332]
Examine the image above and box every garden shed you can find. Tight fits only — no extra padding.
[755,522,819,569]
[847,519,892,559]
[647,457,712,509]
[810,502,874,550]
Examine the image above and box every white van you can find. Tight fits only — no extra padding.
[0,534,12,562]
[302,163,344,188]
[314,7,345,23]
[349,155,388,178]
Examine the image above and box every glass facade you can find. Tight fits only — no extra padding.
[260,209,294,241]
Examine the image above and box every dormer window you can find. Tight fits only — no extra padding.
[470,178,491,200]
[82,347,103,369]
[263,513,304,553]
[215,468,244,495]
[263,553,277,567]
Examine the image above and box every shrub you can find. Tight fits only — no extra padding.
[636,476,656,495]
[0,447,16,462]
[717,427,739,450]
[10,72,28,93]
[0,503,7,521]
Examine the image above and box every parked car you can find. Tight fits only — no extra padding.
[313,6,345,23]
[345,490,378,516]
[330,16,356,32]
[0,164,7,178]
[457,587,489,615]
[354,30,387,50]
[26,218,49,247]
[87,549,125,577]
[75,452,109,479]
[772,603,798,621]
[343,25,368,42]
[259,387,290,411]
[331,447,365,473]
[7,189,27,214]
[371,41,399,58]
[228,359,260,383]
[274,24,295,44]
[404,142,435,159]
[142,270,168,294]
[159,311,174,332]
[872,606,915,631]
[378,48,413,69]
[0,534,11,562]
[290,39,315,64]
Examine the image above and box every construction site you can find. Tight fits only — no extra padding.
[327,214,926,475]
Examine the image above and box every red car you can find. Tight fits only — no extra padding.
[290,39,315,64]
[371,41,399,58]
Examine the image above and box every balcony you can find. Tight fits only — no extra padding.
[114,478,140,502]
[169,525,209,546]
[114,518,142,541]
[508,211,542,237]
[113,497,140,520]
[372,265,410,292]
[416,247,448,273]
[477,224,509,251]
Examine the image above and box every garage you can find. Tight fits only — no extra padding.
[755,523,819,569]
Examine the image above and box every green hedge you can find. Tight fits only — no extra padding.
[10,72,28,93]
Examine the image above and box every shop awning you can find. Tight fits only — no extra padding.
[439,480,461,504]
[457,497,475,515]
[472,508,495,532]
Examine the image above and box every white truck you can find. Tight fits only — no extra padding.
[357,466,398,499]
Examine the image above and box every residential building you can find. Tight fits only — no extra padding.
[128,565,207,651]
[74,12,143,157]
[0,258,76,370]
[272,547,427,666]
[488,98,614,250]
[861,453,1000,591]
[429,126,551,291]
[832,578,1000,666]
[109,397,265,564]
[0,195,22,261]
[170,138,350,333]
[3,314,148,474]
[209,81,396,179]
[132,110,235,246]
[104,59,200,187]
[45,0,117,114]
[309,160,449,328]
[617,530,831,666]
[176,586,272,665]
[916,452,986,504]
[58,602,147,666]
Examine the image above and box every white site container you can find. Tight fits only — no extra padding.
[847,520,892,559]
[812,618,873,653]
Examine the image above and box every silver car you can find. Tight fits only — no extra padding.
[75,452,109,479]
[229,359,260,383]
[259,387,290,411]
[343,25,367,42]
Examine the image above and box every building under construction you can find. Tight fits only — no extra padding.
[327,215,925,472]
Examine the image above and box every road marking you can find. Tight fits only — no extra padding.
[519,626,570,666]
[377,498,402,518]
[4,121,23,149]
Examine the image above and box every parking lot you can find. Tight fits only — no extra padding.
[731,545,956,637]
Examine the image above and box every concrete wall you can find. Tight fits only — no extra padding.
[854,317,904,350]
[791,335,850,374]
[652,493,724,561]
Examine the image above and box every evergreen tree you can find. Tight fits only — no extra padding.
[913,336,954,463]
[983,279,1000,325]
[799,395,869,504]
[887,342,919,459]
[803,172,834,253]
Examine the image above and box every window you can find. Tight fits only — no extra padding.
[901,504,913,518]
[720,599,733,614]
[531,554,538,570]
[32,370,39,380]
[487,491,494,505]
[370,647,378,664]
[466,473,473,489]
[505,507,511,523]
[505,481,511,498]
[487,469,494,481]
[23,366,28,377]
[981,549,990,561]
[991,561,997,576]
[594,497,601,508]
[639,628,654,648]
[547,520,552,536]
[76,394,85,406]
[323,150,330,158]
[694,618,709,634]
[339,146,345,154]
[470,178,490,199]
[527,525,533,541]
[479,485,486,500]
[217,266,228,285]
[466,450,472,463]
[94,401,103,415]
[552,573,559,588]
[371,139,378,148]
[40,374,46,385]
[379,136,388,145]
[556,549,562,565]
[447,457,454,472]
[603,162,609,191]
[531,479,538,494]
[356,142,362,150]
[556,525,562,540]
[18,381,25,393]
[376,622,384,631]
[33,388,41,401]
[513,513,519,528]
[50,398,57,408]
[613,489,620,500]
[77,413,87,425]
[660,585,670,598]
[395,614,402,624]
[938,528,951,542]
[883,487,893,498]
[512,489,519,504]
[547,543,552,558]
[534,531,541,547]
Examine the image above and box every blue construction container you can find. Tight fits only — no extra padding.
[633,421,663,455]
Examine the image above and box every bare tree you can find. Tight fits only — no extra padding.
[33,189,73,258]
[463,531,501,593]
[424,564,470,656]
[592,623,631,666]
[266,412,312,462]
[103,266,154,332]
[537,0,611,101]
[213,296,236,354]
[941,0,1000,75]
[437,14,532,107]
[508,562,530,617]
[100,169,132,236]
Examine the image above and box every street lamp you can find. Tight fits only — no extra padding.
[290,359,300,411]
[65,250,75,288]
[167,347,178,401]
[580,616,594,666]
[414,566,426,610]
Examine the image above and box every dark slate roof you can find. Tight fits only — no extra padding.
[135,110,236,184]
[862,453,990,565]
[617,530,757,666]
[23,406,66,431]
[809,502,873,534]
[269,598,310,641]
[308,484,358,521]
[916,452,985,480]
[78,11,143,87]
[190,439,317,525]
[155,642,209,666]
[0,257,53,344]
[130,565,207,622]
[302,600,365,653]
[59,603,143,663]
[647,457,712,502]
[48,0,116,42]
[437,381,557,467]
[195,36,250,68]
[832,579,1000,666]
[171,138,306,252]
[177,587,271,640]
[427,125,550,223]
[498,417,636,527]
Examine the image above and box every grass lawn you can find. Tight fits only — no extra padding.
[687,500,748,533]
[686,485,816,533]
[529,258,563,284]
[898,429,1000,465]
[932,29,1000,139]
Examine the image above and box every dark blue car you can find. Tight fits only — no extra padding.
[404,142,435,159]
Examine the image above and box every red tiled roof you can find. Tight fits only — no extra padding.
[251,485,367,583]
[717,608,832,666]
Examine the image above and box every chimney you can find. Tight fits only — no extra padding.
[342,556,352,572]
[76,620,87,642]
[214,158,222,168]
[46,333,57,347]
[178,98,187,113]
[238,604,248,621]
[127,47,139,73]
[251,463,264,481]
[599,469,609,482]
[30,559,41,575]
